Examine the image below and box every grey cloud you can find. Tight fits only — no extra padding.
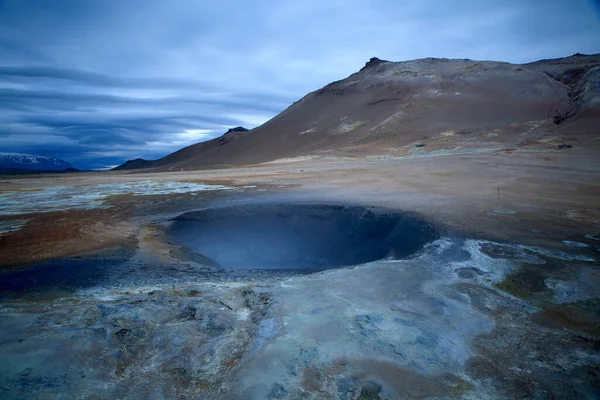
[0,0,599,168]
[0,87,291,114]
[0,66,222,91]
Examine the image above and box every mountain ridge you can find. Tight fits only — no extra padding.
[0,153,74,173]
[114,53,600,171]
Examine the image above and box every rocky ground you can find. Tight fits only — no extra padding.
[0,145,599,399]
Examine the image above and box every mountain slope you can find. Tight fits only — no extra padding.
[0,153,74,173]
[115,54,600,171]
[114,126,251,171]
[112,158,154,171]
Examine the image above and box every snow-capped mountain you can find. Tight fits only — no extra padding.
[0,153,74,171]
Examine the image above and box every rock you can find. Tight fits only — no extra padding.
[355,314,383,337]
[177,305,197,321]
[226,126,249,134]
[360,57,389,71]
[114,328,130,339]
[268,383,287,399]
[358,381,382,399]
[219,127,249,146]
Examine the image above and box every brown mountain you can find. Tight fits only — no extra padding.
[114,54,600,171]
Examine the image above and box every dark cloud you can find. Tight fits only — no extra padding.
[0,0,599,169]
[0,87,292,115]
[0,66,224,91]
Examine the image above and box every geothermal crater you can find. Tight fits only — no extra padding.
[168,204,437,271]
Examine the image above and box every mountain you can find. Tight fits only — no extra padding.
[113,126,251,171]
[113,158,154,171]
[0,153,74,173]
[115,54,600,171]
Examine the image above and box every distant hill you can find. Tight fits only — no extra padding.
[0,153,75,174]
[113,127,250,171]
[114,54,600,171]
[112,158,154,171]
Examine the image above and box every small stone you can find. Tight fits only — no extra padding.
[268,383,287,399]
[358,381,382,399]
[114,328,130,338]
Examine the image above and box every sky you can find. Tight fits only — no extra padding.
[0,0,599,170]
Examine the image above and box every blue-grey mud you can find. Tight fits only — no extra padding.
[167,204,438,271]
[1,153,600,399]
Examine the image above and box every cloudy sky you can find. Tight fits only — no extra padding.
[1,0,599,169]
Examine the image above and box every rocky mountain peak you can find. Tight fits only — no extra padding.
[360,57,389,71]
[0,153,73,171]
[225,126,249,134]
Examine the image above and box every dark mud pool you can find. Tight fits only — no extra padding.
[167,204,438,271]
[0,204,437,300]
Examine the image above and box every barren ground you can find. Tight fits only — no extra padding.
[2,147,598,265]
[0,147,599,399]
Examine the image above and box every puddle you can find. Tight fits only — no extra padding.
[562,240,590,248]
[0,219,29,233]
[0,247,136,299]
[492,209,517,215]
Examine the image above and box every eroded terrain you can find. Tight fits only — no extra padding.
[0,148,599,399]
